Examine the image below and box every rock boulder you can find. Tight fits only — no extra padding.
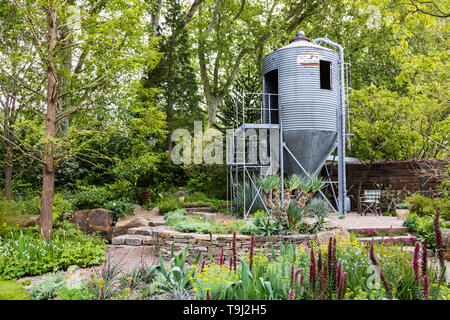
[111,206,161,238]
[7,215,40,227]
[70,208,114,241]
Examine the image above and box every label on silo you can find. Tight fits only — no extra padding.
[296,51,322,68]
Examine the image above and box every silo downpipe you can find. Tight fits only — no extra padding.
[313,37,347,216]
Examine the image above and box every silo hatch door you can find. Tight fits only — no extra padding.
[264,69,279,124]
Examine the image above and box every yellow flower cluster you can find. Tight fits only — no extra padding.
[190,262,238,299]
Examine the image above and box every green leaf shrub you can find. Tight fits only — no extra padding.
[102,201,135,221]
[174,219,213,234]
[156,243,201,290]
[403,213,445,249]
[0,224,107,280]
[29,272,66,300]
[164,209,187,226]
[406,194,435,216]
[238,223,262,236]
[158,197,183,214]
[405,194,449,220]
[70,186,113,211]
[0,197,40,217]
[253,211,281,237]
[55,282,94,300]
[184,164,227,199]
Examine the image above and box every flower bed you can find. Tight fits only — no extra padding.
[0,222,107,280]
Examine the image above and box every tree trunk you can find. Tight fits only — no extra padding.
[206,95,223,125]
[4,138,13,200]
[40,164,55,241]
[40,3,58,242]
[140,187,151,206]
[165,100,173,152]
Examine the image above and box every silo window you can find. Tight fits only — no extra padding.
[320,60,331,90]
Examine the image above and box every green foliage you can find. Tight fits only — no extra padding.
[86,254,123,300]
[0,194,72,224]
[286,201,306,229]
[69,186,113,211]
[238,223,262,236]
[191,263,236,299]
[404,194,449,220]
[403,213,421,231]
[118,264,157,292]
[0,197,40,217]
[306,198,330,219]
[228,257,275,300]
[306,198,331,232]
[406,194,435,216]
[143,0,203,142]
[170,214,245,235]
[403,213,445,250]
[256,175,280,194]
[184,164,227,199]
[164,209,187,226]
[55,282,94,300]
[0,224,107,280]
[174,219,213,234]
[307,175,327,194]
[0,278,30,300]
[253,211,281,237]
[102,201,135,221]
[52,194,74,222]
[183,192,227,212]
[395,203,412,210]
[435,197,450,220]
[158,197,183,214]
[29,272,66,300]
[156,243,201,290]
[233,182,265,215]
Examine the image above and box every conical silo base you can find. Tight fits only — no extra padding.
[283,130,337,176]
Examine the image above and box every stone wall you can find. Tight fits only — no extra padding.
[118,226,313,262]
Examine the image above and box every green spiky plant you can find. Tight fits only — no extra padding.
[256,175,280,194]
[257,173,327,232]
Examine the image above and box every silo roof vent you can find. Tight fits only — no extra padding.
[289,30,311,43]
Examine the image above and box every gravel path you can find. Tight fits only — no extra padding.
[326,212,405,229]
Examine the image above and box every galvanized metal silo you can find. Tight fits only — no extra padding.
[262,31,340,176]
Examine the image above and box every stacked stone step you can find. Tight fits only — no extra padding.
[185,207,212,213]
[185,207,217,222]
[111,226,161,246]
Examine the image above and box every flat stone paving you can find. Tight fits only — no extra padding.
[327,212,405,230]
